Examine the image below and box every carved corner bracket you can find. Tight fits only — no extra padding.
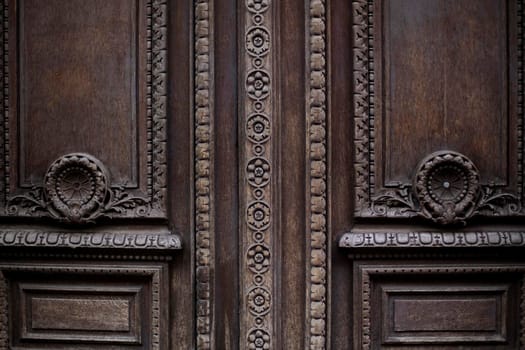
[7,153,151,224]
[371,151,521,225]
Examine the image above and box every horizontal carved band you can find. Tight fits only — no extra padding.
[340,231,525,249]
[0,231,181,251]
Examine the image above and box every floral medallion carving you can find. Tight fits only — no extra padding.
[247,287,271,316]
[246,114,271,143]
[247,201,271,231]
[414,151,480,225]
[246,27,270,57]
[44,153,109,224]
[246,0,269,13]
[8,153,151,224]
[369,150,521,225]
[246,70,270,99]
[242,0,273,346]
[247,158,271,187]
[247,243,271,273]
[247,328,270,350]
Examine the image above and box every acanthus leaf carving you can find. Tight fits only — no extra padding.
[7,153,151,224]
[366,151,522,225]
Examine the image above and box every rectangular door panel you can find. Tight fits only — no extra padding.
[1,0,168,222]
[353,0,523,224]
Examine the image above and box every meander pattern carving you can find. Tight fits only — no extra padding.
[1,0,168,222]
[243,0,274,348]
[353,0,524,224]
[307,0,328,349]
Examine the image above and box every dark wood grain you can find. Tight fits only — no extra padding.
[378,0,510,185]
[0,0,523,348]
[17,0,142,185]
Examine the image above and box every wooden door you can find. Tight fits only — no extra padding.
[0,0,523,349]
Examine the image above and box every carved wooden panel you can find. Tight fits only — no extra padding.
[353,0,524,224]
[0,0,168,223]
[354,262,523,349]
[0,262,168,349]
[240,0,276,347]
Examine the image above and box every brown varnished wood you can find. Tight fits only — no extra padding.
[168,0,193,348]
[279,0,306,348]
[330,0,354,348]
[17,0,142,185]
[214,0,239,348]
[0,0,523,349]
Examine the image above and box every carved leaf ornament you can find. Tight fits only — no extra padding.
[9,153,150,224]
[374,151,520,225]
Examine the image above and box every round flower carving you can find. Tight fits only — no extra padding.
[247,70,270,99]
[247,114,271,142]
[246,0,269,13]
[247,287,271,315]
[246,27,270,57]
[247,244,271,273]
[247,158,270,187]
[247,328,270,350]
[414,151,480,225]
[44,153,108,223]
[247,201,271,230]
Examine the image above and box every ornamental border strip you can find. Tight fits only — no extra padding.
[0,231,181,250]
[340,231,525,249]
[307,0,329,349]
[194,0,214,348]
[242,0,275,348]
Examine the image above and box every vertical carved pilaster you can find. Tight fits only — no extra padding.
[150,0,168,212]
[353,0,372,214]
[307,0,328,349]
[242,0,274,348]
[195,0,214,348]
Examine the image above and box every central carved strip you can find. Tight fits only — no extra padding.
[242,0,274,348]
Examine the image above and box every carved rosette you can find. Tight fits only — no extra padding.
[414,151,480,225]
[44,153,109,224]
[365,150,521,225]
[243,0,274,347]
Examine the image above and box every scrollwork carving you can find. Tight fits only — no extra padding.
[8,153,151,224]
[369,151,521,225]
